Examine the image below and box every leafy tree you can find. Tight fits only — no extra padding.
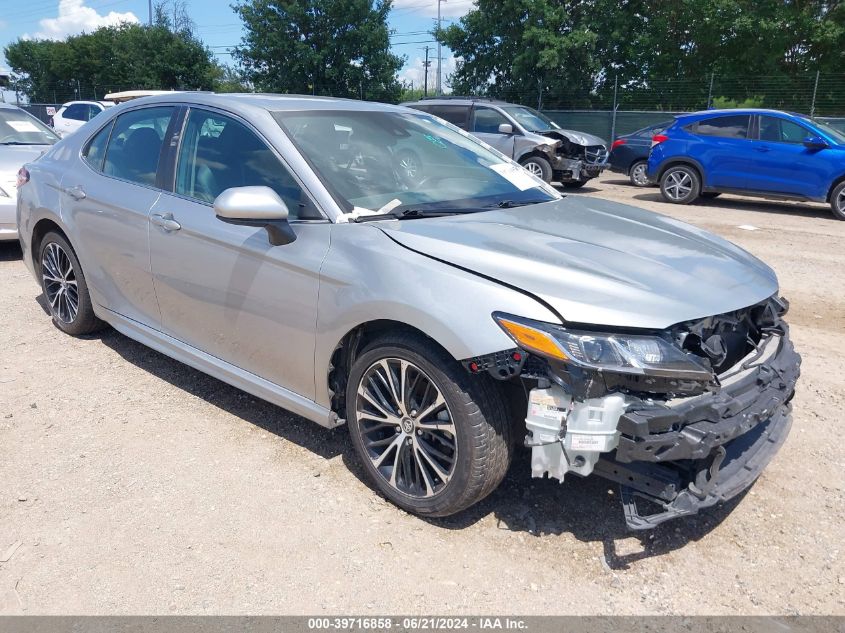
[4,19,219,103]
[232,0,404,101]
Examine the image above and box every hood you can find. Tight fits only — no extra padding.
[539,129,607,147]
[0,145,50,199]
[379,196,778,330]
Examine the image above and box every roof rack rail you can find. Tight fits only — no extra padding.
[420,95,505,103]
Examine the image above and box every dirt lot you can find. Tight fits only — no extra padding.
[1,172,844,615]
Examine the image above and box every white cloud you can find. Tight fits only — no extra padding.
[392,0,475,19]
[399,54,458,92]
[28,0,139,40]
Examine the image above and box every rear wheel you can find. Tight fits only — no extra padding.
[519,156,552,182]
[629,160,649,187]
[39,232,104,336]
[660,165,701,204]
[830,181,845,220]
[346,332,512,517]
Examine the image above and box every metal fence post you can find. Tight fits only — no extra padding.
[609,75,618,142]
[707,72,715,109]
[810,70,820,117]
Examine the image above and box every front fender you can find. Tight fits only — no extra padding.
[314,224,561,409]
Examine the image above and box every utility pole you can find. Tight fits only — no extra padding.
[706,72,715,109]
[148,0,153,25]
[811,70,820,118]
[423,46,431,97]
[436,0,445,95]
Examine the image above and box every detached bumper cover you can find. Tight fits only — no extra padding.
[595,330,800,529]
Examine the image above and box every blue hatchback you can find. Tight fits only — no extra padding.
[647,109,845,219]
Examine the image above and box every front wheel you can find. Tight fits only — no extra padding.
[520,156,552,182]
[660,165,701,204]
[830,181,845,220]
[39,232,104,336]
[346,332,512,517]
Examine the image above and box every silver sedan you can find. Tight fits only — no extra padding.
[16,93,799,528]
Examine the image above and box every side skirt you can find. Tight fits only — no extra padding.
[102,308,340,429]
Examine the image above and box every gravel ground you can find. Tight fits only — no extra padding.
[1,172,843,615]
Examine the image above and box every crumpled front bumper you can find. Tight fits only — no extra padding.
[594,329,800,529]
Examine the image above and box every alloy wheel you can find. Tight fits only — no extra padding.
[837,188,845,214]
[631,162,649,186]
[355,358,457,499]
[664,170,693,201]
[524,161,544,178]
[41,242,79,324]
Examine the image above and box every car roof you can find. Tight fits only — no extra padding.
[116,91,412,114]
[403,97,510,107]
[677,108,807,120]
[0,102,23,111]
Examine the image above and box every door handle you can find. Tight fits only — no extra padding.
[64,185,86,200]
[150,213,182,232]
[755,146,771,153]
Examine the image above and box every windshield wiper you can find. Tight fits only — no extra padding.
[494,199,553,209]
[352,207,482,223]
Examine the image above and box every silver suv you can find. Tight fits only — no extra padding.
[403,97,608,187]
[16,93,799,529]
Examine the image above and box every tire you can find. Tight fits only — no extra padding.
[519,156,553,182]
[830,181,845,220]
[628,160,649,187]
[700,192,721,199]
[562,180,588,189]
[660,165,701,204]
[38,231,104,336]
[346,331,513,517]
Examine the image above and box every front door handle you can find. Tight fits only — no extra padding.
[64,185,86,200]
[754,146,771,153]
[150,213,181,232]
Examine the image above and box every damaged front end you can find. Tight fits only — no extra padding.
[465,296,800,530]
[537,130,608,185]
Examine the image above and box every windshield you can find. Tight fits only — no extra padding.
[501,106,561,133]
[799,116,845,145]
[0,109,60,145]
[273,110,559,215]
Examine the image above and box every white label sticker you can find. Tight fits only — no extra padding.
[7,120,40,133]
[569,434,604,451]
[490,163,540,191]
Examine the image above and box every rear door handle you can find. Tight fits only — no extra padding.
[150,213,181,232]
[755,146,771,153]
[64,185,86,200]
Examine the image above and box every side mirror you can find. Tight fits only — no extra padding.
[214,186,296,246]
[498,123,514,135]
[803,135,828,150]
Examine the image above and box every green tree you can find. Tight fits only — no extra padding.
[4,20,220,103]
[232,0,404,101]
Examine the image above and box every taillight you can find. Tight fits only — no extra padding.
[610,139,627,150]
[17,167,30,188]
[651,134,669,148]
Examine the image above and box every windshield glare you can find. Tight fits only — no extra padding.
[0,109,59,145]
[501,106,561,133]
[273,110,559,214]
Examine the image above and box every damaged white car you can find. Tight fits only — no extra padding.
[16,94,799,529]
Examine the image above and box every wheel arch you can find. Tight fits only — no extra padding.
[826,173,845,202]
[30,217,73,274]
[656,157,705,184]
[326,319,456,418]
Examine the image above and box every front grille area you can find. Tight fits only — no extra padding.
[585,145,608,164]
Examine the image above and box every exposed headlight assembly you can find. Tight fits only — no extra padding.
[493,313,713,380]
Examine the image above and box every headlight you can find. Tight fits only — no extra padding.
[493,313,713,380]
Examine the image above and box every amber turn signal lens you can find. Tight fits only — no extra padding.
[496,318,568,361]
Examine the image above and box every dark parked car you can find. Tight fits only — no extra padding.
[608,121,671,186]
[647,108,845,219]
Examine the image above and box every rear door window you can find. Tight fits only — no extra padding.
[63,104,88,121]
[103,106,175,187]
[83,121,113,170]
[425,105,469,129]
[693,115,751,139]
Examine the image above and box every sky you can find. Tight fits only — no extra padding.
[0,0,475,102]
